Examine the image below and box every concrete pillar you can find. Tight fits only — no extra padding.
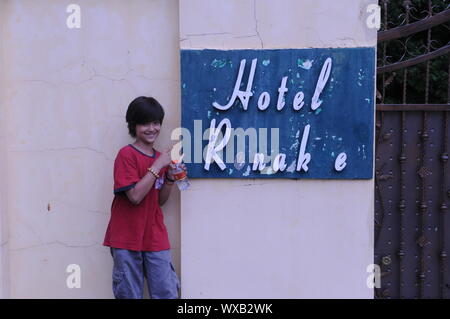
[0,0,10,299]
[179,0,377,298]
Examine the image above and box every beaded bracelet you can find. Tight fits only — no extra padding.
[147,167,160,178]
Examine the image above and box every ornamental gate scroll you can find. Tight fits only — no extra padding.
[374,0,450,299]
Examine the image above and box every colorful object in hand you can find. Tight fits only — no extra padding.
[171,160,190,191]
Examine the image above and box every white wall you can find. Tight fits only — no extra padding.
[1,0,181,298]
[179,0,377,298]
[0,0,11,299]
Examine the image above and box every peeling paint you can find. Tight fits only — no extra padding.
[242,165,251,176]
[286,161,296,173]
[211,59,227,68]
[297,59,314,70]
[357,69,364,86]
[290,131,300,151]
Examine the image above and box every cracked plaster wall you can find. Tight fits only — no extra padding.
[1,0,181,298]
[179,0,377,298]
[1,0,10,299]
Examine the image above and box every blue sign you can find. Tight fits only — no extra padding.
[180,48,375,179]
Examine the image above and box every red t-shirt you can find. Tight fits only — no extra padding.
[103,144,170,252]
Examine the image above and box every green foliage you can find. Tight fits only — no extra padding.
[377,0,449,104]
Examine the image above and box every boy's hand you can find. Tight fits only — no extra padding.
[153,145,173,171]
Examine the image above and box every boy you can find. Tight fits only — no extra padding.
[103,96,181,299]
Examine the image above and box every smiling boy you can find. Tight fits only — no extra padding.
[103,96,180,299]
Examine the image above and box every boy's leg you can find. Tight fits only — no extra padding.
[143,249,180,299]
[110,248,145,299]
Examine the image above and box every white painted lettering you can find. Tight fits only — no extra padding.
[311,58,332,110]
[212,59,257,111]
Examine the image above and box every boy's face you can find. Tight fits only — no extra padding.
[135,121,161,144]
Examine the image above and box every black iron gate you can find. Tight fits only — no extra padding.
[375,0,450,298]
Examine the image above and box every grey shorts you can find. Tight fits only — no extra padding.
[110,248,180,299]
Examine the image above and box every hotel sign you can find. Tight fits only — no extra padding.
[180,48,375,179]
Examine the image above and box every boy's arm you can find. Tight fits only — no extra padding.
[126,147,172,205]
[125,166,160,205]
[158,178,175,206]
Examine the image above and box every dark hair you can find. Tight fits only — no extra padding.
[125,96,165,137]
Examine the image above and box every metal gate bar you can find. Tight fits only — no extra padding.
[375,0,450,299]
